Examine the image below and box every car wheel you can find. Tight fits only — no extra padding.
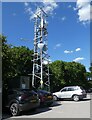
[53,95,58,101]
[10,102,19,116]
[73,95,79,102]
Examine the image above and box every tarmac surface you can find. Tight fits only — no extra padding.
[2,94,91,119]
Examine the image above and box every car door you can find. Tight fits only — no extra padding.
[60,88,68,98]
[66,88,74,98]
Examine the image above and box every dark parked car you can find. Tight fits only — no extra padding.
[3,89,40,116]
[36,89,53,106]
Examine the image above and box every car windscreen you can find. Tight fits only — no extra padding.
[17,89,36,95]
[38,90,49,94]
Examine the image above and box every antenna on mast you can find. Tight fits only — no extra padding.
[32,7,50,91]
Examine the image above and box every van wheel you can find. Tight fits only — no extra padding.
[10,102,19,116]
[73,95,79,102]
[53,95,58,101]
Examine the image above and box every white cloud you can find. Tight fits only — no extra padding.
[25,7,32,14]
[19,38,30,42]
[42,0,58,14]
[75,48,81,52]
[76,0,92,24]
[73,7,78,11]
[64,50,73,54]
[78,4,91,22]
[24,1,58,21]
[61,16,66,21]
[24,6,34,20]
[12,13,16,16]
[73,57,84,62]
[54,43,61,49]
[77,0,90,8]
[56,44,61,47]
[42,0,58,8]
[24,2,29,7]
[68,5,72,8]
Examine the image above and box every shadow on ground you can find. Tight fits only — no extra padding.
[2,101,62,119]
[20,101,62,116]
[50,101,62,107]
[80,98,91,101]
[2,108,11,120]
[57,98,91,102]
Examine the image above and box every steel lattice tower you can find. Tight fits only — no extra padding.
[32,8,50,91]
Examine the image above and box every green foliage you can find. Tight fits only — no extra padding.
[89,66,92,81]
[50,61,88,92]
[88,80,92,88]
[2,35,33,90]
[49,60,66,91]
[2,35,12,90]
[10,46,33,76]
[89,66,92,73]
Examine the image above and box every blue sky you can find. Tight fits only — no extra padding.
[2,1,91,71]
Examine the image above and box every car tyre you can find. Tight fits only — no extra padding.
[53,95,58,101]
[73,95,79,102]
[10,102,19,116]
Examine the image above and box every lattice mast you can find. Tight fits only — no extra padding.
[32,8,50,91]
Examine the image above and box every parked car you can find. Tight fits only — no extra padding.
[32,87,53,106]
[3,89,40,116]
[53,86,87,102]
[37,90,53,106]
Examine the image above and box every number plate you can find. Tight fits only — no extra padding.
[48,96,52,99]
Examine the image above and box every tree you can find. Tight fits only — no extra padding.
[49,60,88,92]
[89,66,92,80]
[86,66,92,88]
[2,35,12,90]
[49,60,66,92]
[64,62,87,88]
[2,35,33,90]
[89,66,92,73]
[10,46,33,76]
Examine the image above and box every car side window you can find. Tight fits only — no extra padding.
[61,88,67,92]
[67,88,74,91]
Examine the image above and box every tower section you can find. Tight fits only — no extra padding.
[32,8,50,91]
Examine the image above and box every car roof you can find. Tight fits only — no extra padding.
[63,86,79,88]
[37,89,50,93]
